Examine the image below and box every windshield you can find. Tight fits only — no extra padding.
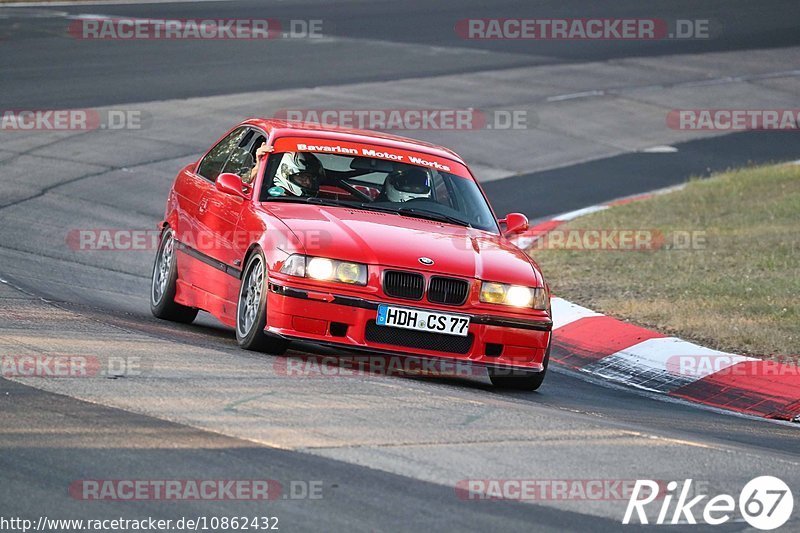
[260,151,499,233]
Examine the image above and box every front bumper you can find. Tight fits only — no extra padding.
[266,282,552,371]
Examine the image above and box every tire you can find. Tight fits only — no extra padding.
[488,341,550,391]
[150,228,198,324]
[236,249,289,354]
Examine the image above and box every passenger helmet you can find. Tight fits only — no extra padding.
[383,168,432,202]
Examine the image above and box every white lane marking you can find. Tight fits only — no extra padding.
[551,297,602,330]
[512,234,542,249]
[0,8,68,17]
[546,90,605,102]
[3,0,233,7]
[69,13,115,19]
[641,145,678,153]
[553,204,609,221]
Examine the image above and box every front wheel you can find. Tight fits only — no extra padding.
[150,228,198,324]
[236,250,289,354]
[488,342,550,391]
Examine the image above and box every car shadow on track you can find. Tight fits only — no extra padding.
[60,300,548,395]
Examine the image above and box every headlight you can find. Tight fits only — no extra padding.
[506,285,534,307]
[480,282,506,304]
[336,262,363,284]
[307,257,334,280]
[480,282,548,310]
[280,255,367,285]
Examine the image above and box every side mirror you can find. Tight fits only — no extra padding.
[499,213,529,235]
[215,173,250,198]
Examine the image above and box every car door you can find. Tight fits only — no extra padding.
[194,128,265,306]
[176,126,248,293]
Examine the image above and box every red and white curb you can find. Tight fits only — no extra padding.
[514,191,800,423]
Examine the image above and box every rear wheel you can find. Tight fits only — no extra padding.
[150,228,198,323]
[236,250,289,354]
[488,342,550,391]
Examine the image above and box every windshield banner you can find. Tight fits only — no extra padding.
[271,136,471,179]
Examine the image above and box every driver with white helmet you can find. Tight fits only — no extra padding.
[272,151,325,196]
[383,167,432,203]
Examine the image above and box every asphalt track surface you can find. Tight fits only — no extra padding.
[1,1,799,532]
[2,0,800,108]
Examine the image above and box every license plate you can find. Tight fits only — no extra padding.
[376,305,470,337]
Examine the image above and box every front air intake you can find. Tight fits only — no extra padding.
[383,270,425,300]
[427,276,470,306]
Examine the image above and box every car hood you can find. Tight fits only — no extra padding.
[262,203,543,286]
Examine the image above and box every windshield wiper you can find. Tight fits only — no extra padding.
[398,207,472,228]
[265,196,344,208]
[357,203,471,228]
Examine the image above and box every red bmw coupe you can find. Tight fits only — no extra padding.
[151,119,552,389]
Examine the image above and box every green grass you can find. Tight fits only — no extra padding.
[529,163,800,356]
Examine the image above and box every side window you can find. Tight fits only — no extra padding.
[431,172,455,208]
[249,135,267,159]
[197,127,247,181]
[222,147,255,180]
[221,132,267,183]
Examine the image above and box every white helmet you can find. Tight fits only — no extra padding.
[384,168,432,202]
[273,152,324,196]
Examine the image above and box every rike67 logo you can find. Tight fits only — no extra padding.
[624,477,794,530]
